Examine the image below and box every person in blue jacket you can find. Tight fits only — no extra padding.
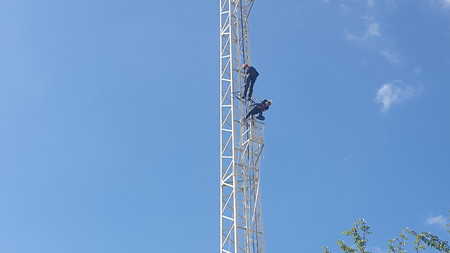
[245,99,272,121]
[242,63,259,100]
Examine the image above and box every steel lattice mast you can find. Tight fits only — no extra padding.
[219,0,265,252]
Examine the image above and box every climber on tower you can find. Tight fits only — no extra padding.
[245,99,272,121]
[242,63,259,100]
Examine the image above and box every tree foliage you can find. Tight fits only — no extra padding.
[448,211,450,235]
[324,211,450,253]
[337,219,372,253]
[387,228,407,253]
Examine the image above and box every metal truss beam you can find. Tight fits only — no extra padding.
[219,0,265,252]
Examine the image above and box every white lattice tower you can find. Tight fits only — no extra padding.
[219,0,265,252]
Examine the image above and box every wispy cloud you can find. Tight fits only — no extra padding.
[428,0,450,8]
[414,67,422,75]
[341,5,404,64]
[339,3,350,16]
[372,247,384,253]
[426,215,448,229]
[375,81,422,112]
[442,0,450,8]
[381,50,401,63]
[346,20,381,42]
[365,21,381,37]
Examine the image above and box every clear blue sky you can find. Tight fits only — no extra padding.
[1,0,449,252]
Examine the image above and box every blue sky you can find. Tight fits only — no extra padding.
[1,0,449,252]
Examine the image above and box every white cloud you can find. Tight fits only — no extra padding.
[426,215,448,229]
[381,50,400,63]
[367,0,375,8]
[373,247,384,253]
[339,4,350,16]
[428,0,450,8]
[443,0,450,8]
[366,22,381,37]
[346,20,380,42]
[385,0,396,10]
[347,20,403,64]
[414,67,422,75]
[375,82,422,112]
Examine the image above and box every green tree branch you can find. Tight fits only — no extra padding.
[323,210,450,253]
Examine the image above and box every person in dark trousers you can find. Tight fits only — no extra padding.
[242,63,259,100]
[245,99,273,121]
